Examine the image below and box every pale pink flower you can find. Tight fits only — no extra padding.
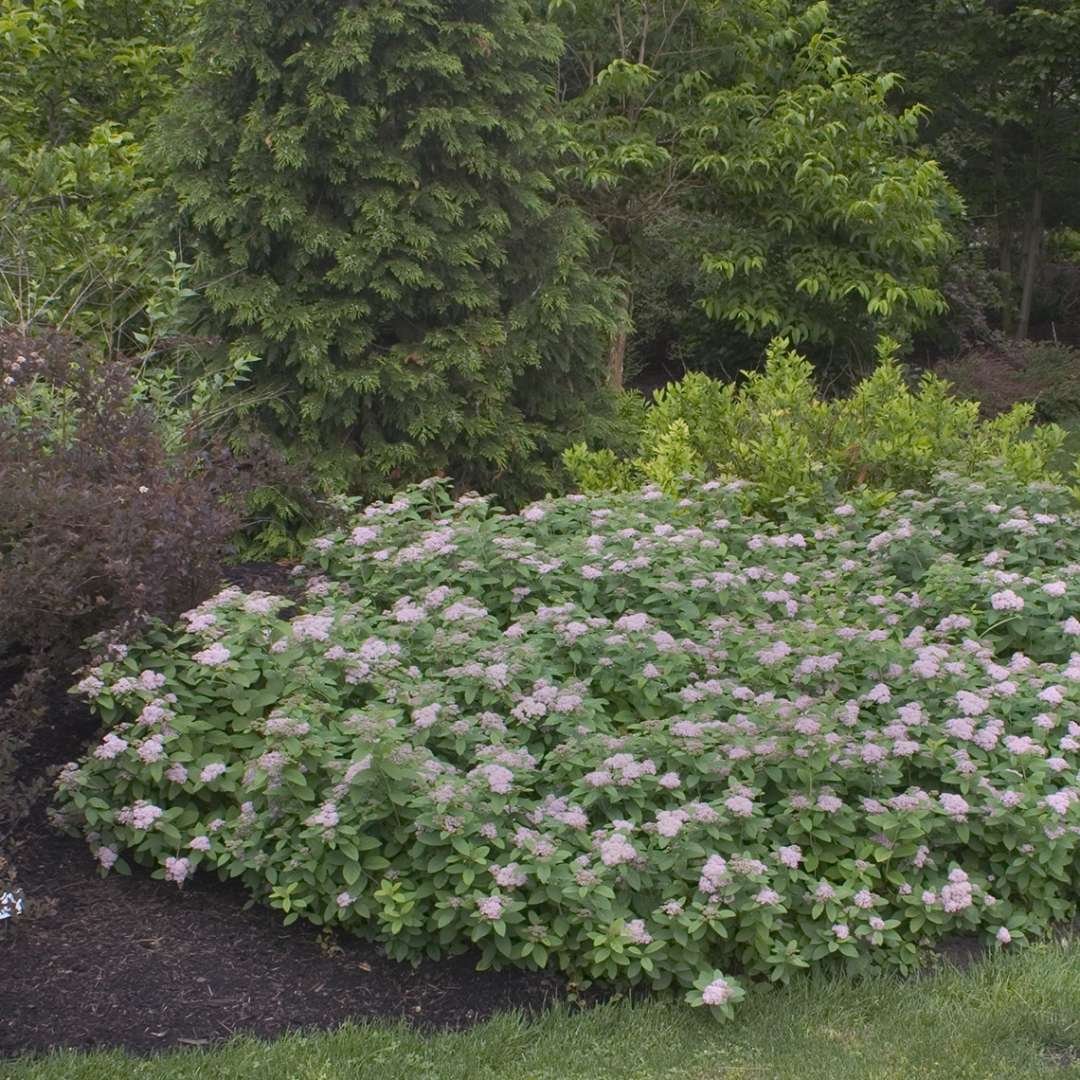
[165,762,188,784]
[349,525,380,546]
[305,802,340,828]
[777,845,802,869]
[724,795,755,818]
[615,612,650,633]
[164,856,191,884]
[955,691,988,717]
[291,614,334,641]
[94,734,128,760]
[129,803,162,830]
[990,590,1024,612]
[192,642,231,666]
[477,764,514,795]
[491,863,527,888]
[941,877,973,913]
[939,793,970,820]
[413,703,441,729]
[476,895,505,920]
[137,737,164,764]
[701,978,733,1006]
[655,810,687,838]
[76,675,105,698]
[599,834,638,867]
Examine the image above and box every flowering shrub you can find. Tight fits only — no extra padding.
[0,325,279,896]
[53,474,1080,1015]
[563,338,1069,513]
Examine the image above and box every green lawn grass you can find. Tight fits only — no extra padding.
[4,940,1078,1080]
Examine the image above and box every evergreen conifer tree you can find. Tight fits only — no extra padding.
[154,0,617,499]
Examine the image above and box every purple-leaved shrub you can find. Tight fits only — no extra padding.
[53,474,1080,1014]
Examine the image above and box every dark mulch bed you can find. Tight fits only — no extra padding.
[1,798,573,1059]
[0,564,585,1060]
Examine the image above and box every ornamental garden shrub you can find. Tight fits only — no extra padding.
[0,327,274,692]
[563,338,1069,513]
[52,474,1080,1015]
[0,326,279,907]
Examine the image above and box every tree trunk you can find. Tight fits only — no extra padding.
[609,324,627,389]
[993,129,1014,334]
[1016,81,1049,341]
[1015,185,1042,341]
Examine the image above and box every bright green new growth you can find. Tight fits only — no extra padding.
[564,338,1067,510]
[154,0,619,502]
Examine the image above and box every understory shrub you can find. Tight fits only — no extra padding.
[53,474,1079,1014]
[564,338,1068,513]
[0,328,267,676]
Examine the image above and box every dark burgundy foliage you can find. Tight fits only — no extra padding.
[0,327,287,941]
[0,328,267,675]
[935,338,1080,420]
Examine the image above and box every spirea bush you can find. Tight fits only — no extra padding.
[53,474,1080,1014]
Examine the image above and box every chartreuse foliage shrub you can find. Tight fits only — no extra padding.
[564,339,1068,512]
[53,474,1080,1016]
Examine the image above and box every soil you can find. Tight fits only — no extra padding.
[1,799,574,1059]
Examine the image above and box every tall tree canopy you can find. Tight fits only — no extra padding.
[0,0,198,150]
[153,0,618,499]
[547,0,961,380]
[829,0,1080,340]
[0,1,204,345]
